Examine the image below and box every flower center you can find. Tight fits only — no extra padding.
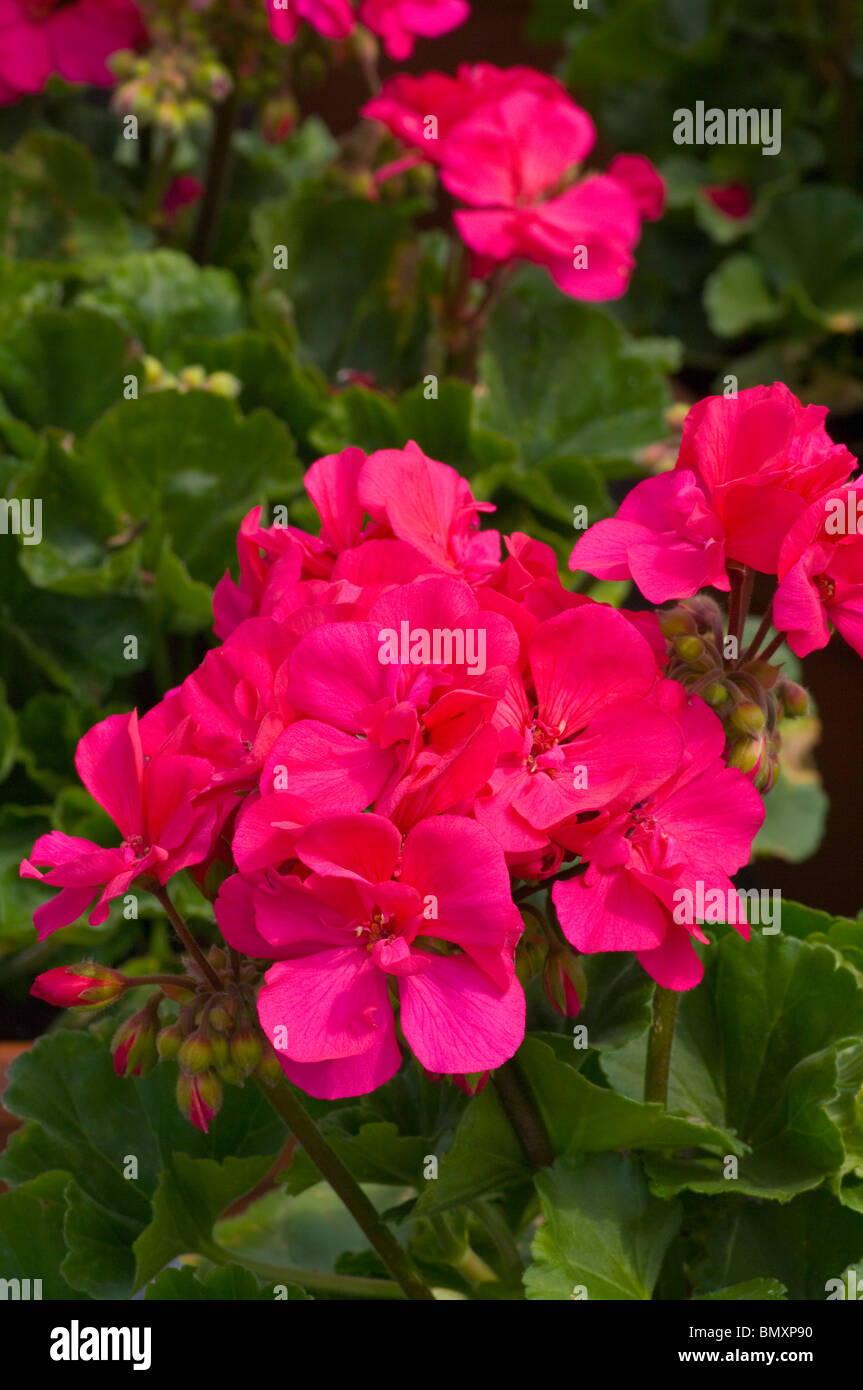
[526,716,566,770]
[357,909,393,952]
[814,572,836,602]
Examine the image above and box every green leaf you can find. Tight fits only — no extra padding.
[704,253,784,337]
[524,1155,681,1300]
[61,1181,136,1300]
[601,931,863,1199]
[0,678,17,783]
[0,1032,286,1297]
[0,1173,86,1299]
[416,1037,739,1216]
[0,131,133,274]
[79,250,247,355]
[477,271,669,471]
[283,1122,430,1197]
[133,1153,276,1289]
[252,190,430,387]
[694,1278,787,1300]
[753,186,863,324]
[174,331,329,451]
[0,307,136,434]
[699,1188,863,1300]
[78,390,300,583]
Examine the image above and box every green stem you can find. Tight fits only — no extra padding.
[208,1245,407,1299]
[257,1076,435,1301]
[125,973,196,991]
[644,986,680,1105]
[470,1200,524,1286]
[191,88,239,266]
[492,1060,554,1171]
[153,885,222,991]
[139,134,178,224]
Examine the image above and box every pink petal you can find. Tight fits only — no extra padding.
[399,954,525,1074]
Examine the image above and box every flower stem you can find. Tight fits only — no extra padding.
[739,603,774,665]
[191,88,239,266]
[727,565,755,652]
[153,885,222,991]
[644,985,680,1105]
[753,630,786,664]
[208,1245,408,1299]
[257,1076,436,1301]
[492,1060,554,1171]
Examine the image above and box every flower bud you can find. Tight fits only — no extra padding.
[178,1030,212,1075]
[31,963,125,1010]
[777,679,810,718]
[177,1070,222,1133]
[209,1032,230,1069]
[255,1044,284,1086]
[659,609,697,638]
[727,735,764,775]
[179,364,207,390]
[702,681,729,707]
[542,948,585,1019]
[230,1027,263,1075]
[730,701,766,736]
[157,1022,183,1062]
[112,1005,159,1078]
[674,635,703,663]
[207,371,241,399]
[742,659,780,691]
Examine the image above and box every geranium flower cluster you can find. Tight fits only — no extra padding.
[572,382,863,658]
[265,0,469,60]
[0,0,145,105]
[363,64,665,300]
[23,415,785,1114]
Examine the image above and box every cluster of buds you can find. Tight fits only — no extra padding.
[660,597,810,793]
[110,45,232,135]
[31,946,282,1134]
[141,355,241,400]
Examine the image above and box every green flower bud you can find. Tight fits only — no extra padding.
[157,1022,183,1062]
[178,1031,212,1075]
[230,1027,263,1076]
[731,701,766,736]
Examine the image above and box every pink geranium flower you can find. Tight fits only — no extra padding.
[20,712,219,937]
[570,470,730,602]
[245,576,517,842]
[0,0,145,105]
[362,63,565,162]
[774,484,863,657]
[265,0,355,44]
[359,0,469,60]
[475,603,683,856]
[677,382,855,573]
[552,692,765,989]
[217,812,524,1098]
[572,383,856,602]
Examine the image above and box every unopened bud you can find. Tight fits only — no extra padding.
[31,963,125,1010]
[542,948,585,1019]
[731,701,766,736]
[157,1023,183,1061]
[659,609,697,638]
[674,635,703,663]
[179,364,207,390]
[230,1027,263,1075]
[207,371,241,399]
[112,1005,159,1078]
[727,736,764,775]
[777,679,809,718]
[177,1070,222,1133]
[178,1031,212,1075]
[702,681,729,707]
[255,1044,284,1086]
